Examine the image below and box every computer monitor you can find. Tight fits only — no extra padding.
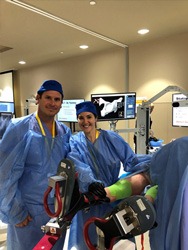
[0,112,13,139]
[91,92,136,121]
[0,101,14,113]
[172,93,188,127]
[57,99,85,122]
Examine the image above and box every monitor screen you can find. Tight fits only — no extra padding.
[57,99,85,122]
[0,71,14,102]
[91,92,136,121]
[0,112,13,139]
[172,93,188,127]
[0,101,14,113]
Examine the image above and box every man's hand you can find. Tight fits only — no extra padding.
[15,215,32,227]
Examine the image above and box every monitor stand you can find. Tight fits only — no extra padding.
[109,120,118,132]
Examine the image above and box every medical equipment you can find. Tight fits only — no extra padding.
[33,159,156,250]
[33,159,76,249]
[91,86,188,154]
[24,97,36,115]
[84,195,156,250]
[172,93,188,127]
[91,92,136,121]
[136,85,188,154]
[172,100,188,107]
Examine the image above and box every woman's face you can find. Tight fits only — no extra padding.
[77,112,97,133]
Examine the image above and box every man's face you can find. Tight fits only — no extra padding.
[36,90,62,118]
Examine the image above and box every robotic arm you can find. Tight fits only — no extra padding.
[84,195,156,250]
[33,159,109,250]
[34,159,156,250]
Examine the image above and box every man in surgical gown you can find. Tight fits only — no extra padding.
[0,80,71,250]
[67,101,152,250]
[149,136,188,250]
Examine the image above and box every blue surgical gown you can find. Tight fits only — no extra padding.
[67,129,152,250]
[0,114,71,250]
[149,136,188,250]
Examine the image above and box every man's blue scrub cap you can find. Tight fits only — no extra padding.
[37,80,64,97]
[76,101,98,117]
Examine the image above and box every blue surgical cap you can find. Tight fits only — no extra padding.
[76,101,98,117]
[37,80,64,97]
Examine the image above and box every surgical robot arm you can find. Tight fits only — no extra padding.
[33,159,156,250]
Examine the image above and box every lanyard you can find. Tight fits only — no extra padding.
[86,129,101,180]
[95,129,99,139]
[35,112,56,173]
[35,112,55,138]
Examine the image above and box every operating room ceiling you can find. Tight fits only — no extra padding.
[1,0,188,72]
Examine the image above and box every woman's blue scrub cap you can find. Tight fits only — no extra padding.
[37,80,64,97]
[76,101,98,117]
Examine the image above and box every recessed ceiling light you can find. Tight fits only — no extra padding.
[79,45,89,49]
[90,0,96,5]
[138,29,149,35]
[19,60,26,64]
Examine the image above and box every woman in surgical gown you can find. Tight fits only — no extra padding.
[149,136,188,250]
[0,80,71,250]
[67,101,152,250]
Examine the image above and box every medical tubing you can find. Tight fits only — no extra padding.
[43,183,62,217]
[83,217,115,250]
[62,193,104,223]
[141,234,144,250]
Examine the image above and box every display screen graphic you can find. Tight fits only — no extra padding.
[91,92,136,121]
[57,99,84,122]
[172,93,188,127]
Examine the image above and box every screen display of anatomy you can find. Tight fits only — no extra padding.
[91,92,136,121]
[172,93,188,127]
[57,99,84,122]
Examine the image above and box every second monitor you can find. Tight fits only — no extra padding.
[91,92,136,121]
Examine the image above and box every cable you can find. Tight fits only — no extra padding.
[43,183,62,217]
[83,217,116,250]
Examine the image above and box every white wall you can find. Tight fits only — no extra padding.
[14,32,188,146]
[14,46,131,141]
[129,32,188,144]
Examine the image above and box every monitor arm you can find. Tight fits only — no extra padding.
[142,85,188,107]
[136,85,188,154]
